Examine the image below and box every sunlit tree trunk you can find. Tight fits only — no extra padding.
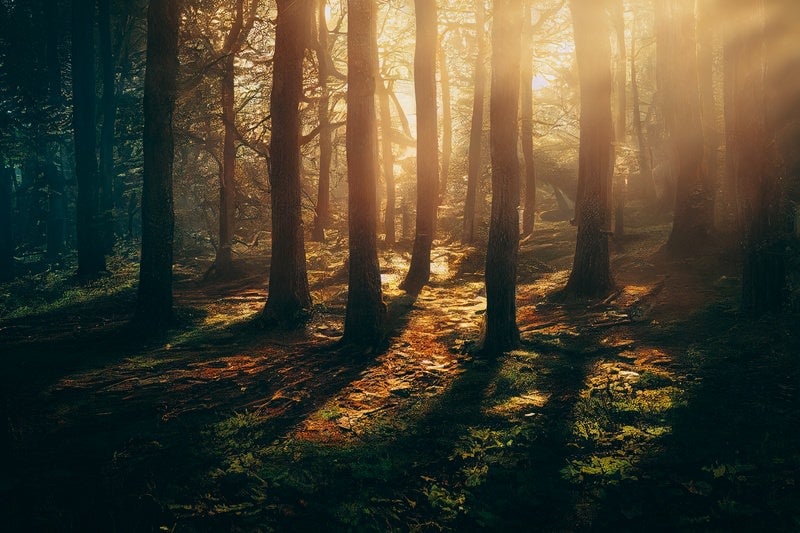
[262,0,313,325]
[401,0,439,295]
[312,0,332,242]
[98,0,116,254]
[612,0,626,238]
[377,77,396,246]
[135,0,181,326]
[564,0,615,298]
[342,0,386,347]
[520,0,536,237]
[438,40,452,204]
[72,0,106,282]
[482,0,522,354]
[659,0,714,253]
[462,0,486,245]
[630,16,657,203]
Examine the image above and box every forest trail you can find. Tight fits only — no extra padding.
[1,220,798,531]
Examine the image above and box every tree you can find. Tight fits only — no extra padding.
[437,37,452,204]
[462,0,486,245]
[520,0,536,237]
[72,0,106,281]
[262,0,313,325]
[311,0,334,243]
[482,0,522,354]
[342,0,386,348]
[401,0,439,296]
[563,0,615,298]
[377,76,397,245]
[98,0,117,254]
[134,0,182,326]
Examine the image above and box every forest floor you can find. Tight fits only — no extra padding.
[1,213,799,531]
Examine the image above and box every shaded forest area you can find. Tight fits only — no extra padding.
[1,0,799,530]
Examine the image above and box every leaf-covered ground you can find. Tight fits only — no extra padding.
[1,217,798,531]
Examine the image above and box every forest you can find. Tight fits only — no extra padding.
[0,0,799,530]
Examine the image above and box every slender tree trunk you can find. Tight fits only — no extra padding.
[262,0,313,325]
[612,0,626,238]
[312,0,332,242]
[462,0,486,245]
[401,0,439,295]
[72,0,106,282]
[564,0,615,298]
[482,0,522,354]
[520,0,536,237]
[630,16,657,203]
[135,0,181,326]
[438,40,452,204]
[377,78,396,245]
[0,167,13,281]
[98,0,117,254]
[342,0,386,347]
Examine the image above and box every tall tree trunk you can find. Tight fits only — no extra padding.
[312,0,332,242]
[377,78,396,246]
[342,0,386,347]
[630,16,657,202]
[0,167,13,281]
[660,0,713,253]
[564,0,615,298]
[98,0,116,254]
[520,0,536,237]
[462,0,486,245]
[135,0,181,326]
[612,0,626,238]
[482,0,522,354]
[438,40,452,204]
[262,0,313,325]
[401,0,439,295]
[72,0,106,282]
[696,0,719,225]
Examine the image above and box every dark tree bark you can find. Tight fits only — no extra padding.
[0,167,13,281]
[564,0,615,298]
[401,0,439,295]
[659,0,714,253]
[482,0,522,354]
[98,0,117,254]
[134,0,181,326]
[342,0,386,347]
[262,0,313,325]
[377,77,396,246]
[72,0,106,282]
[462,0,486,245]
[438,40,452,204]
[520,0,536,237]
[312,0,333,242]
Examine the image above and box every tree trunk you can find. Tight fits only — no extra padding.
[98,0,117,254]
[612,0,626,238]
[262,0,313,325]
[72,0,106,282]
[401,0,439,295]
[520,0,536,237]
[564,0,615,299]
[342,0,386,347]
[482,0,522,354]
[696,0,719,218]
[630,16,657,203]
[438,40,452,204]
[377,78,396,246]
[659,0,714,253]
[462,0,486,245]
[0,167,13,281]
[135,0,181,326]
[312,0,332,242]
[44,2,65,260]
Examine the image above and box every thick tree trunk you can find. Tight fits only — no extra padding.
[659,0,714,253]
[312,0,332,242]
[135,0,181,326]
[98,0,117,254]
[462,0,486,245]
[564,0,615,299]
[401,0,439,295]
[72,0,106,282]
[438,41,452,204]
[482,0,522,354]
[343,0,386,348]
[520,0,536,237]
[0,167,13,281]
[377,78,396,246]
[262,0,313,325]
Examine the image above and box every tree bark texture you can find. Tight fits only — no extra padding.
[342,0,386,347]
[564,0,615,298]
[482,0,522,354]
[135,0,181,326]
[263,0,313,324]
[401,0,439,295]
[72,0,106,281]
[462,0,486,245]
